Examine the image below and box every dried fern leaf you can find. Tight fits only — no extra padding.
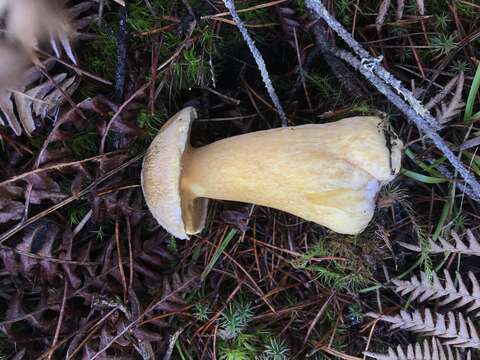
[364,338,470,360]
[36,76,78,117]
[399,230,480,257]
[0,185,24,224]
[426,74,461,110]
[0,89,22,135]
[0,2,95,135]
[18,73,67,128]
[367,309,480,348]
[435,72,465,124]
[1,71,77,135]
[393,270,480,314]
[11,74,77,135]
[50,1,98,64]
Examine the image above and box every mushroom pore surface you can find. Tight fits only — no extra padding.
[179,116,402,236]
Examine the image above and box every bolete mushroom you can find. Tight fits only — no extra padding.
[141,107,402,239]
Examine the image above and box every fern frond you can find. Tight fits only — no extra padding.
[393,270,480,314]
[0,1,95,135]
[399,230,480,257]
[435,72,465,124]
[426,73,461,110]
[364,338,470,360]
[367,309,480,348]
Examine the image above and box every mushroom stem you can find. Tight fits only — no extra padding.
[180,117,401,235]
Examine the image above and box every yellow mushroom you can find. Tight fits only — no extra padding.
[141,107,402,239]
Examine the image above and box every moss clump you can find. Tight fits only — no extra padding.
[137,110,167,139]
[82,28,117,80]
[292,235,375,292]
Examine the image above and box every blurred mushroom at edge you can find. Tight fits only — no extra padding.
[141,107,403,239]
[0,0,71,90]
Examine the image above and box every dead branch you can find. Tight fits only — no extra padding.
[222,0,288,126]
[304,0,480,201]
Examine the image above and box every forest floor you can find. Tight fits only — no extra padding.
[0,0,480,359]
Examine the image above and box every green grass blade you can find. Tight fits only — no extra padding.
[463,151,480,176]
[464,63,480,123]
[404,148,444,177]
[432,198,451,241]
[401,169,448,184]
[202,229,238,280]
[471,111,480,122]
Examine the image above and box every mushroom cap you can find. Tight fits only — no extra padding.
[141,107,197,240]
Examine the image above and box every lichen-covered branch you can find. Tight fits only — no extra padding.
[335,49,480,200]
[304,0,480,200]
[304,0,440,130]
[222,0,288,127]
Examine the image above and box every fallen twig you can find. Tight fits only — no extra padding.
[310,20,367,99]
[163,327,185,360]
[304,0,480,200]
[115,6,128,102]
[304,0,440,130]
[426,156,480,201]
[335,49,480,199]
[222,0,288,126]
[0,151,126,188]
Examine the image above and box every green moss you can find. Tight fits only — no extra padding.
[232,0,273,23]
[451,59,469,72]
[137,111,167,138]
[159,32,183,57]
[456,0,479,19]
[434,13,449,31]
[67,204,89,225]
[82,28,117,80]
[219,299,253,339]
[293,0,307,16]
[66,132,101,157]
[261,338,290,360]
[193,302,211,321]
[172,47,210,91]
[292,237,373,292]
[305,73,344,105]
[127,0,156,33]
[430,33,457,56]
[334,0,353,26]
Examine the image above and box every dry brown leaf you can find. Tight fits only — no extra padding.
[0,89,22,135]
[1,71,77,135]
[41,76,78,116]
